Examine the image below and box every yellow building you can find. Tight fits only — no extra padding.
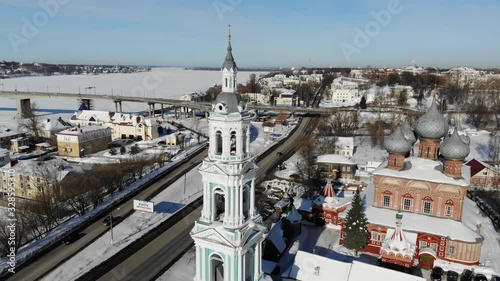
[56,125,112,157]
[0,158,81,201]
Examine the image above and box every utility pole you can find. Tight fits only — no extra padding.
[183,173,187,202]
[109,211,114,245]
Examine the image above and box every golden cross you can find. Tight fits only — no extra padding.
[228,24,232,41]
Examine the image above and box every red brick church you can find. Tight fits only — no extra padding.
[340,102,483,269]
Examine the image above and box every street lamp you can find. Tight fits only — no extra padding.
[109,207,119,245]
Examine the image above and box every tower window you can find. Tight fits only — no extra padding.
[225,78,228,88]
[230,131,237,155]
[215,131,222,155]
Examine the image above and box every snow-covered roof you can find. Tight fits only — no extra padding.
[348,260,425,281]
[40,118,72,132]
[73,110,155,126]
[283,251,425,281]
[284,205,302,223]
[293,197,313,213]
[285,250,351,281]
[363,184,482,242]
[373,156,469,187]
[0,148,8,157]
[0,129,25,139]
[317,154,355,165]
[57,125,111,135]
[381,213,416,258]
[266,221,287,253]
[0,158,82,180]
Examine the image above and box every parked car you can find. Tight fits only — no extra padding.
[462,269,474,281]
[431,266,444,281]
[474,274,488,281]
[102,216,115,226]
[62,232,80,245]
[447,270,459,281]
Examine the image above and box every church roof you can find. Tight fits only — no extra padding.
[215,91,243,114]
[384,126,412,154]
[414,101,449,139]
[373,156,470,187]
[381,213,416,257]
[222,41,237,71]
[440,128,470,160]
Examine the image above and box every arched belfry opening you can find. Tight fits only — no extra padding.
[242,129,247,154]
[215,130,222,155]
[230,131,237,155]
[213,188,225,222]
[243,185,250,220]
[210,254,224,281]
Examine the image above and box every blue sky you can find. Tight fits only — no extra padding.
[0,0,499,68]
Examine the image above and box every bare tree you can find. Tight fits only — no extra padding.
[488,131,500,162]
[0,211,27,255]
[317,111,359,137]
[295,136,320,197]
[467,97,490,129]
[17,102,42,139]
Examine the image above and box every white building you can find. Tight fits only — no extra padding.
[191,30,266,281]
[445,66,482,86]
[39,117,74,138]
[240,93,270,105]
[331,89,363,104]
[70,110,159,141]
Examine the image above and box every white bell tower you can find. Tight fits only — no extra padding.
[191,26,266,281]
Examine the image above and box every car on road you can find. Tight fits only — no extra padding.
[276,152,282,156]
[102,216,116,227]
[62,233,81,245]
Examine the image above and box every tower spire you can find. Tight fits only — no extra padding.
[228,24,232,42]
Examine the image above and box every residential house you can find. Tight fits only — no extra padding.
[0,158,82,201]
[316,154,356,180]
[466,158,500,190]
[0,129,26,149]
[275,90,298,107]
[56,125,112,157]
[10,137,30,153]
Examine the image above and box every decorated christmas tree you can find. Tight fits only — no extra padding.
[343,189,369,256]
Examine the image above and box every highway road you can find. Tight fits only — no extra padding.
[97,117,316,281]
[5,147,208,281]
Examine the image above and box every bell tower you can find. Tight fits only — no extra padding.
[191,26,266,281]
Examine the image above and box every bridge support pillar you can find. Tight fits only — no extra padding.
[16,99,31,118]
[205,111,208,121]
[160,104,164,119]
[148,103,155,117]
[114,101,122,113]
[80,99,93,110]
